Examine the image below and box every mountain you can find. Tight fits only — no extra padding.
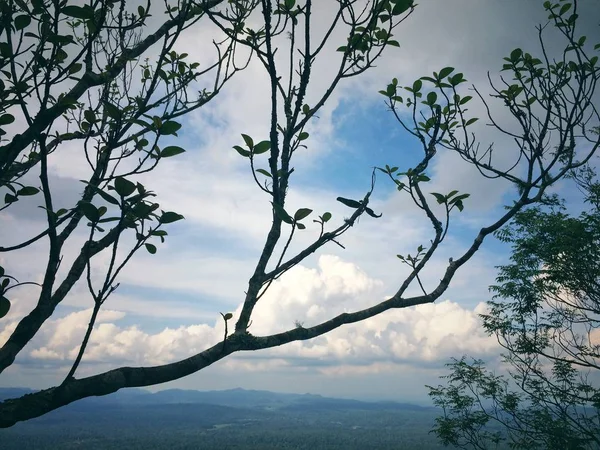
[0,386,432,412]
[0,387,443,450]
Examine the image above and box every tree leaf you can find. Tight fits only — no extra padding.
[392,0,412,15]
[224,312,233,320]
[145,243,157,254]
[438,67,455,79]
[253,140,271,154]
[431,192,446,204]
[322,212,332,222]
[412,79,423,92]
[464,117,479,127]
[160,146,186,158]
[294,208,313,221]
[159,121,182,135]
[0,296,10,319]
[559,2,571,15]
[241,134,254,149]
[255,169,272,177]
[17,186,39,196]
[0,114,15,125]
[79,202,99,222]
[298,132,309,141]
[92,187,120,205]
[62,5,92,19]
[365,207,382,218]
[233,145,251,157]
[510,48,523,62]
[296,222,306,230]
[104,102,121,120]
[69,63,83,74]
[160,211,184,223]
[14,15,31,30]
[271,202,293,224]
[337,197,362,208]
[114,177,136,197]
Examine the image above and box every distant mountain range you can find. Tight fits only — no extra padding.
[0,386,431,412]
[0,387,446,450]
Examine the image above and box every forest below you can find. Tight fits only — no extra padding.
[0,387,448,449]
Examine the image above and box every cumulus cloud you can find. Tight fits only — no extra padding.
[12,255,497,378]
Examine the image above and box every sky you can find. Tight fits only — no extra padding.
[1,0,599,406]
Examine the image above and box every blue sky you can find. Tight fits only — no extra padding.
[1,0,599,406]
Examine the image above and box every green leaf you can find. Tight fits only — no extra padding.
[241,134,254,149]
[392,0,412,15]
[365,207,382,218]
[253,140,271,154]
[454,199,464,211]
[426,91,438,105]
[449,73,464,85]
[271,202,293,224]
[447,190,459,198]
[412,79,423,92]
[450,193,470,203]
[459,96,473,105]
[62,5,92,19]
[322,212,332,222]
[224,312,233,320]
[160,121,182,135]
[438,67,455,79]
[559,2,571,15]
[298,132,309,141]
[17,186,39,196]
[294,208,313,221]
[160,146,186,158]
[114,177,136,197]
[96,188,120,205]
[145,243,157,254]
[464,117,479,127]
[337,197,362,208]
[15,15,31,30]
[0,296,10,319]
[69,63,83,74]
[79,202,99,222]
[255,168,272,177]
[431,192,446,204]
[104,102,121,120]
[233,145,251,157]
[160,211,184,223]
[387,40,400,47]
[510,48,523,62]
[84,109,96,123]
[0,114,15,125]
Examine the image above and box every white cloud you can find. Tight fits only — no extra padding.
[14,255,497,379]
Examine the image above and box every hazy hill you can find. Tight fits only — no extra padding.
[0,387,444,450]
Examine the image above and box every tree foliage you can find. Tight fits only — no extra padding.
[0,0,599,428]
[428,165,600,449]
